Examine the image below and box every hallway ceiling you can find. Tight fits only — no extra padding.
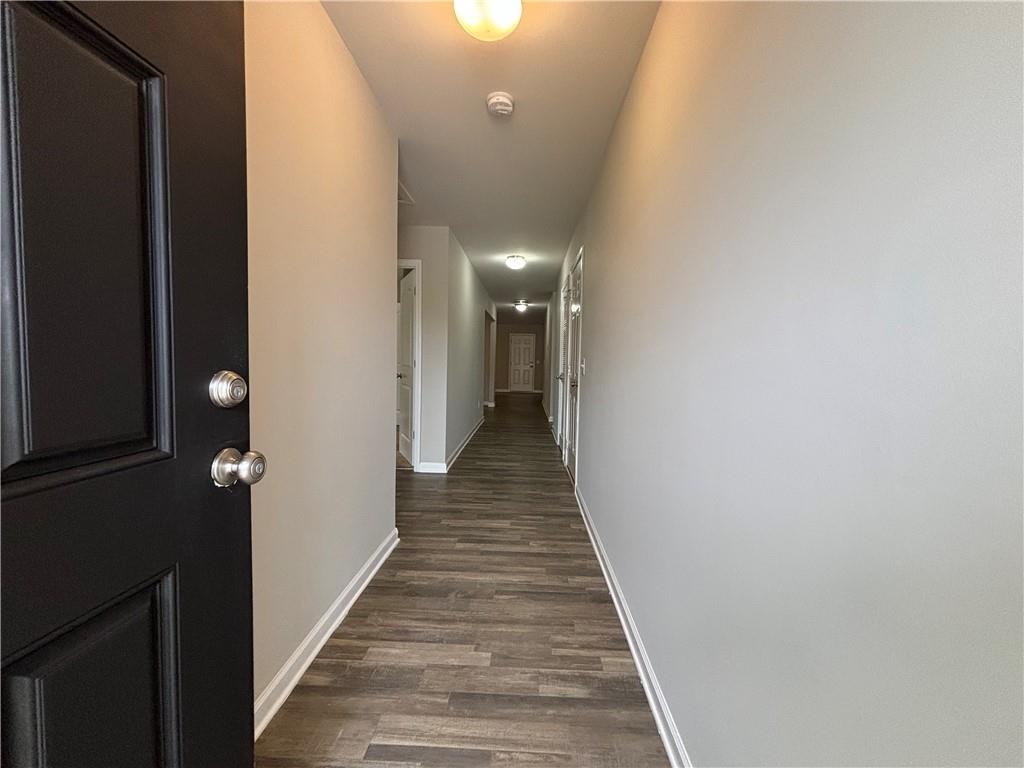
[324,1,658,306]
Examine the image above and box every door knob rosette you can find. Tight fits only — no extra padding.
[211,448,267,487]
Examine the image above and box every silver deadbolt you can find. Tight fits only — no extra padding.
[212,447,267,487]
[209,370,248,408]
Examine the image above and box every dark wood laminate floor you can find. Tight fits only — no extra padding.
[255,393,668,767]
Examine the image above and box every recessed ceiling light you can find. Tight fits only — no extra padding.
[505,254,526,270]
[454,0,522,42]
[514,300,529,313]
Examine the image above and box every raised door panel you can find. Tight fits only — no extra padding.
[2,573,179,768]
[1,2,172,496]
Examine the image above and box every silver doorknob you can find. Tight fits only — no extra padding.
[211,447,267,487]
[209,370,248,408]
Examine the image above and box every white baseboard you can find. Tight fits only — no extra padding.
[415,462,447,474]
[574,490,691,768]
[445,416,484,470]
[495,388,510,393]
[253,527,399,740]
[483,401,495,408]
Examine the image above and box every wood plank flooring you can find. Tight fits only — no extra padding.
[255,393,668,767]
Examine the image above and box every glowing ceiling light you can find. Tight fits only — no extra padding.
[514,300,529,313]
[505,254,526,270]
[454,0,522,42]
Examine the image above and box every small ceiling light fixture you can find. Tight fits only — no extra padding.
[514,300,529,313]
[505,254,526,270]
[454,0,522,42]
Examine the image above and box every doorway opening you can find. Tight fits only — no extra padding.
[396,260,422,470]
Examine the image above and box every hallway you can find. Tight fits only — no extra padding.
[255,393,668,767]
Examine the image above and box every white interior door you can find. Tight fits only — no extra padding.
[397,271,415,463]
[509,333,535,392]
[564,258,582,479]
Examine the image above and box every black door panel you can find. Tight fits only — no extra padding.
[1,3,252,766]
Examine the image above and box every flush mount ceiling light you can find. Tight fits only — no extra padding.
[514,300,529,313]
[505,254,526,270]
[454,0,522,42]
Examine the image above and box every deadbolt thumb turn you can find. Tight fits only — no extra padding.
[212,448,267,487]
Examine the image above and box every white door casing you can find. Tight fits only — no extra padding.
[397,270,416,464]
[564,252,583,480]
[557,284,570,443]
[396,302,402,425]
[509,333,535,392]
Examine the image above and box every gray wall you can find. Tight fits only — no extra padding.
[398,226,449,464]
[445,231,496,460]
[564,3,1023,765]
[398,225,495,466]
[246,1,397,699]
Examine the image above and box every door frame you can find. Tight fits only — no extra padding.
[562,247,584,481]
[509,332,537,392]
[398,259,422,469]
[483,309,496,407]
[555,284,569,445]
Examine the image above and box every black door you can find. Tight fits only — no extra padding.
[1,3,252,766]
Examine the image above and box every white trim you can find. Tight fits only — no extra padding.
[562,247,584,480]
[445,415,484,469]
[415,461,447,474]
[483,401,495,408]
[495,388,543,394]
[253,527,399,740]
[574,489,691,768]
[485,308,497,406]
[495,388,510,393]
[398,259,422,469]
[413,416,485,474]
[397,178,416,206]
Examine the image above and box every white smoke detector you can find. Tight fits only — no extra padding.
[486,91,514,117]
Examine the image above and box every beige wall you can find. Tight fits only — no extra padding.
[245,0,397,702]
[562,3,1022,765]
[495,323,545,392]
